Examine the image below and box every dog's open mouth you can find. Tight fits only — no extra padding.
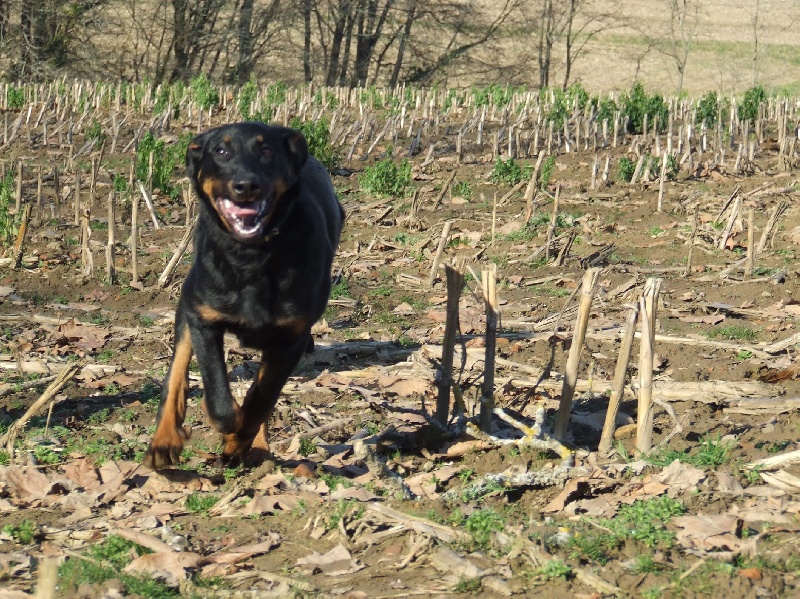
[216,197,271,240]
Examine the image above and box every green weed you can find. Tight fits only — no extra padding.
[58,534,177,597]
[539,155,556,188]
[0,171,20,246]
[619,156,636,182]
[453,180,472,198]
[290,116,339,171]
[647,434,733,468]
[453,576,482,593]
[740,85,767,125]
[620,82,668,134]
[489,156,532,186]
[464,508,505,550]
[359,157,413,197]
[190,73,219,110]
[708,325,759,341]
[298,437,317,457]
[537,558,573,581]
[3,519,38,544]
[185,493,219,515]
[7,86,25,109]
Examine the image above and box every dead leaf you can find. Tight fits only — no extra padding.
[1,467,68,505]
[738,568,762,581]
[672,514,743,552]
[296,544,364,576]
[377,375,430,396]
[241,495,282,516]
[543,478,592,513]
[61,459,102,491]
[124,551,204,583]
[206,535,280,564]
[655,459,706,494]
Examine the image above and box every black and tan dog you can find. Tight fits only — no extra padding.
[144,122,344,469]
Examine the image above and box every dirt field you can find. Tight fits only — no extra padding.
[1,84,800,598]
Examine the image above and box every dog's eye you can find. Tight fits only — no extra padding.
[261,146,273,159]
[215,145,230,158]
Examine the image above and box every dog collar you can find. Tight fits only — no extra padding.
[263,227,280,242]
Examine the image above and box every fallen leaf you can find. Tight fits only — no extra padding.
[296,544,364,576]
[377,376,430,396]
[124,551,204,583]
[655,459,706,494]
[738,568,762,581]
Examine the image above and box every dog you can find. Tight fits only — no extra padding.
[144,122,344,469]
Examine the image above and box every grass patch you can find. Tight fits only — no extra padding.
[646,434,733,468]
[58,534,178,597]
[185,493,219,515]
[489,156,532,186]
[359,156,412,197]
[569,496,685,564]
[708,325,759,341]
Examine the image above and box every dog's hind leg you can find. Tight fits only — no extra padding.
[222,334,309,465]
[144,309,193,469]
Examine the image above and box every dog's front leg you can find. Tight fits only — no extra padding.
[223,334,310,465]
[188,318,243,452]
[144,307,193,469]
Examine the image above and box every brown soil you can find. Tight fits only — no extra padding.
[1,95,800,598]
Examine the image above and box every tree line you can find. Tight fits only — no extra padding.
[0,0,616,89]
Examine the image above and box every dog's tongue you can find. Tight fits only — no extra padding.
[220,199,259,218]
[217,198,268,239]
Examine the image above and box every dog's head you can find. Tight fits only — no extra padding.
[186,122,308,242]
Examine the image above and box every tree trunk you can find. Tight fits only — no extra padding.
[303,0,312,81]
[236,0,255,84]
[170,0,190,82]
[325,0,349,86]
[388,0,416,88]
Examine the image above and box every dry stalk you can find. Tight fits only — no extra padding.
[137,181,161,230]
[105,191,116,284]
[745,208,755,277]
[756,200,788,255]
[130,190,139,286]
[684,204,700,277]
[1,360,83,458]
[545,184,561,262]
[80,208,93,278]
[427,220,452,286]
[479,264,499,432]
[158,218,197,288]
[12,203,32,268]
[636,278,662,454]
[554,267,599,440]
[717,191,742,250]
[435,259,464,425]
[598,301,640,455]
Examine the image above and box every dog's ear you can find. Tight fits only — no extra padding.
[185,131,208,180]
[280,128,308,171]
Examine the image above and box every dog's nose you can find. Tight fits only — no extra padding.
[232,177,261,197]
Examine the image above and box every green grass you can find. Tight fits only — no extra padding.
[463,508,505,550]
[0,171,20,246]
[58,535,178,597]
[290,116,339,171]
[569,496,685,564]
[646,434,733,468]
[536,558,573,581]
[3,519,38,544]
[185,493,219,515]
[359,156,413,197]
[708,325,759,342]
[489,156,531,186]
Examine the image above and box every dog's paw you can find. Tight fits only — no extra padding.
[220,431,257,468]
[144,425,191,470]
